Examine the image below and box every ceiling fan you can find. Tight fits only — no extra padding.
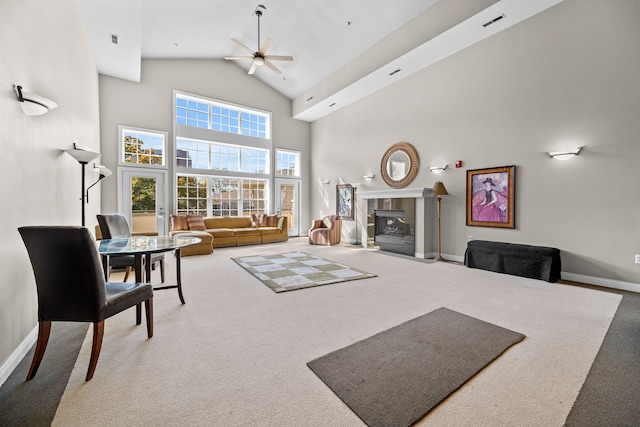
[224,5,293,75]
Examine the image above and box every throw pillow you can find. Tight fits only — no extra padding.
[277,216,285,230]
[251,213,266,227]
[186,214,206,231]
[170,214,189,231]
[266,215,278,227]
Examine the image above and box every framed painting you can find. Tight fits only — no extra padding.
[466,165,515,228]
[337,184,354,220]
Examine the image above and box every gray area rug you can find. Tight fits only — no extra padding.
[231,251,376,293]
[307,307,525,427]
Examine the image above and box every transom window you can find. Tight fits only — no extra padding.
[276,150,301,177]
[176,139,268,174]
[176,94,270,139]
[119,126,166,167]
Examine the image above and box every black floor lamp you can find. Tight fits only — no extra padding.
[432,181,449,261]
[65,144,101,226]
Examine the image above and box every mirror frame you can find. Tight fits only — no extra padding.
[380,142,420,188]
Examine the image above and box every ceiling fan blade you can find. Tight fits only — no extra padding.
[259,37,273,55]
[224,56,253,61]
[264,59,282,75]
[248,62,258,75]
[231,38,255,55]
[264,55,293,62]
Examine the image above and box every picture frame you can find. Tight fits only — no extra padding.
[337,184,354,220]
[466,165,515,228]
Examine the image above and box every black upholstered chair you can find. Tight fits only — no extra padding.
[18,226,153,381]
[97,213,165,283]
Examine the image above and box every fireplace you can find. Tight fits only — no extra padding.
[359,188,435,259]
[374,210,415,256]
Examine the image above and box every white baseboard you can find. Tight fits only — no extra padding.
[0,324,37,388]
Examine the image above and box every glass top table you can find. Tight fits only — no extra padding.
[98,236,202,314]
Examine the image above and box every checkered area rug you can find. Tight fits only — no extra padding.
[231,252,377,293]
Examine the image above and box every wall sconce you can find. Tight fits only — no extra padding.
[548,147,582,160]
[65,143,101,226]
[429,165,448,174]
[85,164,113,203]
[363,174,375,181]
[14,85,57,116]
[320,179,331,185]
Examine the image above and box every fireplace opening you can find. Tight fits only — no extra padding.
[374,210,415,256]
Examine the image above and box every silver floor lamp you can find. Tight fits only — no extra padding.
[432,181,449,261]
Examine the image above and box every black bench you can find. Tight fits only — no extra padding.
[464,240,561,282]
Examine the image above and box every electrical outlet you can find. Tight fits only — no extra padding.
[468,236,474,242]
[635,254,640,264]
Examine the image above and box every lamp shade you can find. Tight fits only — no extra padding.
[432,181,449,196]
[65,145,100,164]
[15,85,57,116]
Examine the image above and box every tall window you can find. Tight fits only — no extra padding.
[174,91,272,217]
[119,126,166,167]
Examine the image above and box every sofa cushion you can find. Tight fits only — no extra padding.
[259,227,280,236]
[278,216,285,230]
[204,217,251,229]
[170,214,189,231]
[233,228,261,237]
[251,213,266,227]
[207,228,235,238]
[265,215,278,227]
[186,214,206,231]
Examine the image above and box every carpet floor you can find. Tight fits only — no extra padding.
[0,239,629,426]
[308,307,525,427]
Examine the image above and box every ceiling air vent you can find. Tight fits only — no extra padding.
[482,14,505,28]
[110,33,119,44]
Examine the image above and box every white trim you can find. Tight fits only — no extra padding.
[0,325,38,388]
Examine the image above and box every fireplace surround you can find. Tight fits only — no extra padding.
[359,188,435,258]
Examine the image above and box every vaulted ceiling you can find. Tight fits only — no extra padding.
[81,0,564,121]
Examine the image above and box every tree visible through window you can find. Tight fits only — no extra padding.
[121,127,165,166]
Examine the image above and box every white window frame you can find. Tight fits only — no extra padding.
[275,148,301,178]
[118,125,168,169]
[173,90,272,217]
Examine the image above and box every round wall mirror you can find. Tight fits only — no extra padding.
[380,142,420,188]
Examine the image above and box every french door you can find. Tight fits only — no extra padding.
[274,179,300,236]
[118,168,168,236]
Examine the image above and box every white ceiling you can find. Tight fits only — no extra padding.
[81,0,564,121]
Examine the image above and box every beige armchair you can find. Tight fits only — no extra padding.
[309,215,342,245]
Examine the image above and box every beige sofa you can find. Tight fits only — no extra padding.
[170,215,288,248]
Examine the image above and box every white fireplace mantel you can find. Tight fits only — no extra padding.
[358,187,434,199]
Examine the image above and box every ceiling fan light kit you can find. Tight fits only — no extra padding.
[224,5,293,76]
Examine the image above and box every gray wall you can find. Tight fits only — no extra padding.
[310,0,640,285]
[0,0,100,373]
[98,59,311,230]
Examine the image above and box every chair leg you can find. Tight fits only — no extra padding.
[160,260,165,283]
[145,297,154,338]
[86,321,105,381]
[123,266,131,282]
[26,321,51,380]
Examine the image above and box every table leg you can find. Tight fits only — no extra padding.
[176,248,185,304]
[145,253,152,284]
[135,254,143,325]
[101,255,109,280]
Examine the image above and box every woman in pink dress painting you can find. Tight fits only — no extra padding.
[472,176,508,223]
